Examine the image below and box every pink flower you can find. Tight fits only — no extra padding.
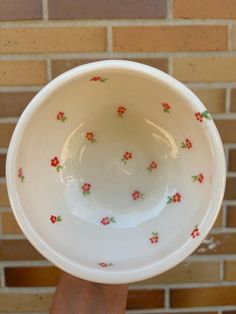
[81,183,91,196]
[100,217,116,225]
[147,161,158,172]
[150,232,159,244]
[18,168,23,178]
[98,262,113,267]
[191,226,200,238]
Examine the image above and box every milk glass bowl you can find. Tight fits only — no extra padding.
[6,60,226,283]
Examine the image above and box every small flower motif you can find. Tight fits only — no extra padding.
[117,106,126,118]
[100,217,116,226]
[167,192,181,204]
[98,262,114,267]
[150,232,159,244]
[18,167,25,182]
[192,173,204,183]
[121,151,132,164]
[90,76,107,82]
[50,215,62,224]
[56,111,66,122]
[191,225,200,238]
[195,110,211,122]
[81,182,91,196]
[162,102,171,113]
[181,138,192,149]
[132,190,144,200]
[86,132,96,143]
[50,157,63,172]
[147,161,158,172]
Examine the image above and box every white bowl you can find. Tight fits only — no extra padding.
[6,60,226,284]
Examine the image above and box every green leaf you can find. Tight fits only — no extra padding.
[202,110,211,120]
[167,196,172,204]
[181,142,186,148]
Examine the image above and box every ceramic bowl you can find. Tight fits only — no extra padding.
[6,60,226,284]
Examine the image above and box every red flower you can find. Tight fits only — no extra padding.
[117,106,126,117]
[162,102,171,113]
[90,76,101,81]
[198,173,204,183]
[195,112,203,122]
[86,132,96,143]
[124,152,132,160]
[50,215,57,224]
[147,161,158,172]
[51,157,59,167]
[185,139,192,149]
[172,192,181,202]
[18,168,23,178]
[191,226,200,238]
[132,190,144,200]
[56,111,66,122]
[81,183,91,196]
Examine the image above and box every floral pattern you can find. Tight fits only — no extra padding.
[147,161,158,172]
[50,215,62,224]
[117,106,126,118]
[121,151,132,164]
[100,217,116,225]
[56,112,66,122]
[90,76,107,82]
[195,110,211,122]
[191,225,200,238]
[81,183,91,196]
[150,232,159,244]
[181,138,192,149]
[132,190,144,200]
[167,192,181,204]
[192,173,204,183]
[162,102,171,113]
[98,262,114,267]
[18,168,25,182]
[51,157,63,172]
[86,132,96,143]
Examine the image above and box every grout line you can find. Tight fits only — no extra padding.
[47,58,52,81]
[1,19,236,27]
[0,267,5,288]
[164,288,170,308]
[228,23,233,51]
[223,203,227,228]
[1,51,236,60]
[168,57,173,75]
[167,0,173,19]
[0,117,18,123]
[42,0,49,21]
[220,260,224,281]
[0,86,41,92]
[106,24,113,53]
[225,87,231,113]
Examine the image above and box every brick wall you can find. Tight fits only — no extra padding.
[0,0,236,313]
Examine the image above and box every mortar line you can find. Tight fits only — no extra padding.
[42,0,49,21]
[168,57,173,75]
[0,267,5,288]
[167,0,173,19]
[0,148,7,154]
[164,287,170,308]
[228,23,233,51]
[0,287,55,293]
[0,86,41,92]
[0,260,52,267]
[106,24,113,53]
[219,259,224,281]
[1,19,236,27]
[1,51,236,60]
[222,203,227,228]
[47,58,52,81]
[225,87,231,113]
[126,309,236,314]
[224,145,229,171]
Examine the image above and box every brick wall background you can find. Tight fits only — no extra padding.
[0,0,236,313]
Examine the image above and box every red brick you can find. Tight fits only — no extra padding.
[0,92,36,117]
[127,289,164,309]
[0,0,42,21]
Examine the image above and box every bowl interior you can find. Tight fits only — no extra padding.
[8,61,225,283]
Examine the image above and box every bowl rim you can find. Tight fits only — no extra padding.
[6,59,226,283]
